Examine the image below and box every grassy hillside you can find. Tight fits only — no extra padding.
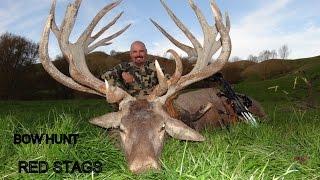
[241,56,320,81]
[235,56,320,114]
[220,60,257,83]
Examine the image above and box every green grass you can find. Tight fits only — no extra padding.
[1,56,319,179]
[0,96,319,179]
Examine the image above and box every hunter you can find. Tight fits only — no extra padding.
[101,41,166,97]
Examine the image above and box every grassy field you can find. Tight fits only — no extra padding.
[0,94,319,179]
[1,57,320,179]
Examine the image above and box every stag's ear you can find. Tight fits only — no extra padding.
[165,117,205,141]
[89,112,122,129]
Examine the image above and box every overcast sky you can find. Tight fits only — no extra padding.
[1,0,319,60]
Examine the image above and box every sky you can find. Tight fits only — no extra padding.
[0,0,319,60]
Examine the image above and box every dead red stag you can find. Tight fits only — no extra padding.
[39,0,265,173]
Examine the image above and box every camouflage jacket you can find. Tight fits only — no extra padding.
[101,60,161,97]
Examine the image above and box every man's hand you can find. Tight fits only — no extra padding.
[122,72,135,84]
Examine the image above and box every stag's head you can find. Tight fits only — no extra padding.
[90,99,204,172]
[39,0,231,173]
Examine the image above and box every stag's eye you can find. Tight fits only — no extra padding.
[159,123,166,132]
[118,124,126,134]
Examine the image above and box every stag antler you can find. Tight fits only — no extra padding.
[39,0,135,104]
[148,0,231,104]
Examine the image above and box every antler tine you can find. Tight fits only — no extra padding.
[160,0,202,52]
[207,11,231,60]
[60,0,82,45]
[210,0,223,20]
[39,14,103,96]
[189,0,230,72]
[188,0,211,38]
[166,49,183,85]
[78,0,122,44]
[104,80,135,103]
[213,16,232,62]
[225,12,231,32]
[148,49,182,100]
[91,11,124,41]
[150,19,197,59]
[148,60,169,99]
[155,60,166,84]
[50,0,60,38]
[87,24,131,54]
[77,0,131,54]
[188,0,217,71]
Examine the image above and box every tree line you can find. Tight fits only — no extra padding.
[0,32,76,100]
[0,32,38,99]
[231,44,290,62]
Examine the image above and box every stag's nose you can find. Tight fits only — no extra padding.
[128,156,160,173]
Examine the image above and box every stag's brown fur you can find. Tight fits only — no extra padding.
[166,88,266,131]
[120,100,165,172]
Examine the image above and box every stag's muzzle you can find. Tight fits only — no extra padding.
[128,155,160,173]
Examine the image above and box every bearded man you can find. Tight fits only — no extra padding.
[101,41,163,97]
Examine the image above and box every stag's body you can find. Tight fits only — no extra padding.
[168,88,266,131]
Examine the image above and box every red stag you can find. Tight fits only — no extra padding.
[39,0,265,173]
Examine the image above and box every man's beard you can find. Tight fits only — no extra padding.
[134,57,145,65]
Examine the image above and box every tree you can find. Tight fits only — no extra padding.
[230,56,241,62]
[247,54,258,62]
[278,44,290,59]
[258,50,271,62]
[110,49,118,56]
[270,49,278,59]
[0,32,38,99]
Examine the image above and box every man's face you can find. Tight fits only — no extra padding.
[130,43,147,67]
